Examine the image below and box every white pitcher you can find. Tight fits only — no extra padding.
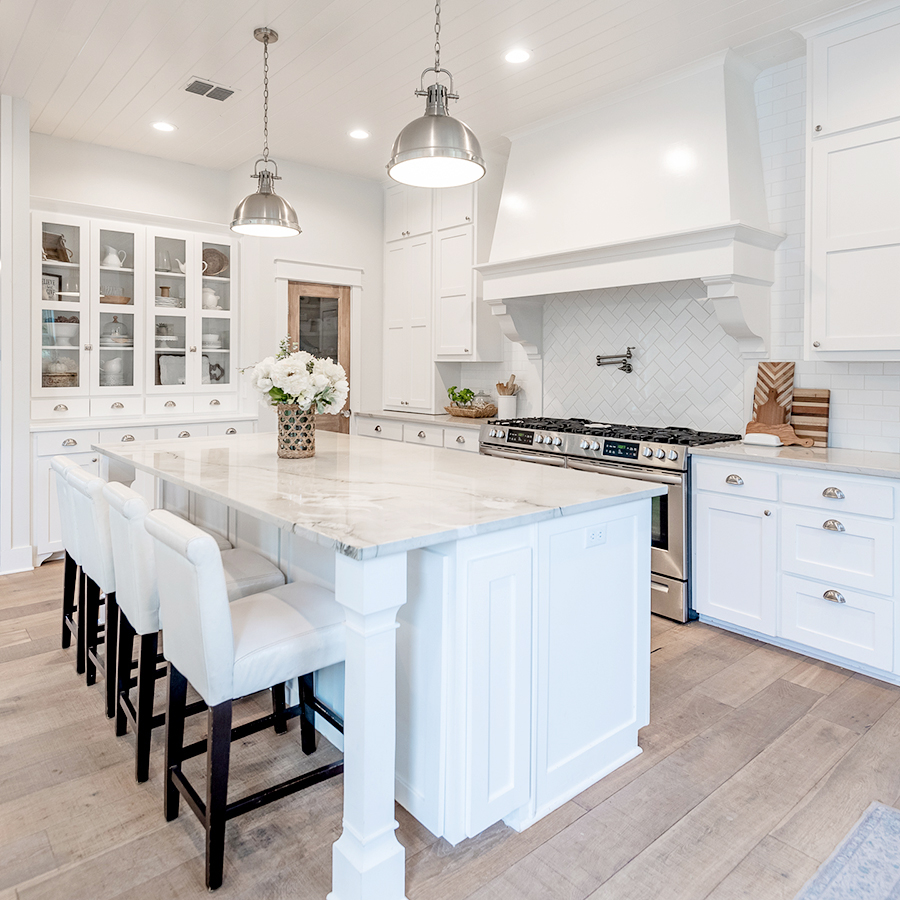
[102,246,127,268]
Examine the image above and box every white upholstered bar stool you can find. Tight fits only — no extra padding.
[103,481,291,782]
[50,456,87,673]
[145,509,346,891]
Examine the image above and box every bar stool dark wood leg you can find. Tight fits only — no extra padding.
[76,570,87,675]
[300,672,317,755]
[115,609,135,738]
[271,682,288,735]
[85,578,101,686]
[206,700,233,891]
[61,552,78,649]
[165,665,188,823]
[104,591,119,719]
[135,632,159,783]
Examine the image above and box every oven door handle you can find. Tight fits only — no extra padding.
[567,458,684,486]
[480,447,567,467]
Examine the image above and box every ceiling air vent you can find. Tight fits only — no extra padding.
[184,78,235,101]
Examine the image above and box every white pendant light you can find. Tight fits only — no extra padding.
[387,0,485,188]
[231,28,301,237]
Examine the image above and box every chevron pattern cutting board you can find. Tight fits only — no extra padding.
[752,362,795,423]
[791,389,831,447]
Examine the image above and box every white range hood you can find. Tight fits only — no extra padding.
[476,51,784,359]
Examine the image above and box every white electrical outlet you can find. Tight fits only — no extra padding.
[585,526,606,547]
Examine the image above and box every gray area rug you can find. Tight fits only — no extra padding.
[795,802,900,899]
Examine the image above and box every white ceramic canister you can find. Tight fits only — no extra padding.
[496,394,517,419]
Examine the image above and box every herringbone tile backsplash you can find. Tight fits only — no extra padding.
[542,281,745,433]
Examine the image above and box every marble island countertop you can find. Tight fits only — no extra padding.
[94,431,665,560]
[689,442,900,479]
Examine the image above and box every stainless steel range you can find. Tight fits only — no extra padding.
[479,417,740,622]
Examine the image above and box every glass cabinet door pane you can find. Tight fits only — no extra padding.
[154,315,187,386]
[41,220,81,303]
[297,296,339,358]
[155,236,186,309]
[201,241,230,311]
[201,317,230,385]
[41,309,82,388]
[99,229,135,306]
[98,312,135,388]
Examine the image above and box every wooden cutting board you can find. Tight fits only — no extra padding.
[791,388,831,447]
[752,361,795,424]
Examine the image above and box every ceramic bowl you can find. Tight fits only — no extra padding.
[51,323,79,344]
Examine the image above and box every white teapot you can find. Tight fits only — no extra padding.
[202,287,220,309]
[175,259,208,274]
[101,246,126,268]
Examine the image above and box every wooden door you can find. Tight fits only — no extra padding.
[287,281,351,434]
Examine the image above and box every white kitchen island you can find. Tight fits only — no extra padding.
[93,430,665,900]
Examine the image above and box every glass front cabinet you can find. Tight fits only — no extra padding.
[33,212,238,413]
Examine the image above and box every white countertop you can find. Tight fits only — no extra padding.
[93,431,665,560]
[355,409,486,430]
[690,442,900,479]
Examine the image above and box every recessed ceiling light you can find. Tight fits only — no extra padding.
[349,129,370,140]
[505,49,530,64]
[153,122,177,132]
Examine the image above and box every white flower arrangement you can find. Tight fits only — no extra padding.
[244,336,349,413]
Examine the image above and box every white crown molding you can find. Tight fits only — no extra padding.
[793,0,900,38]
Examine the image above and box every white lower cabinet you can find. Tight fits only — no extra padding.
[693,491,777,636]
[355,414,481,452]
[34,450,100,558]
[693,456,900,679]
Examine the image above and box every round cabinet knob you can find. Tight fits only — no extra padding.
[62,438,77,447]
[122,434,135,442]
[496,430,505,439]
[667,450,678,461]
[642,447,653,458]
[418,430,426,439]
[456,435,465,444]
[225,428,237,435]
[165,400,176,408]
[764,509,772,516]
[189,346,197,353]
[54,404,68,412]
[655,449,666,459]
[552,437,562,446]
[590,441,600,451]
[815,124,823,132]
[580,440,590,449]
[813,341,821,348]
[376,425,383,433]
[111,402,124,409]
[209,399,220,406]
[178,431,190,438]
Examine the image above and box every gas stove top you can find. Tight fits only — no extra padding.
[479,417,741,471]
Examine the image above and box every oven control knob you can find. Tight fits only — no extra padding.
[590,441,600,451]
[489,429,497,438]
[655,449,666,459]
[496,429,505,439]
[580,440,590,449]
[552,437,562,446]
[642,447,653,458]
[667,450,678,461]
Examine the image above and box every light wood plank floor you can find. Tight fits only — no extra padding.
[2,561,898,899]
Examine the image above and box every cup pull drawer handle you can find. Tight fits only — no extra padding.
[54,404,68,412]
[822,487,845,500]
[165,400,176,408]
[725,474,743,485]
[418,430,426,439]
[62,438,77,447]
[823,589,846,604]
[456,435,465,444]
[823,519,845,532]
[209,399,220,406]
[178,431,190,438]
[111,402,124,409]
[225,428,236,435]
[121,435,135,442]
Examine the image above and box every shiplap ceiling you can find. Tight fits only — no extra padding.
[0,0,857,181]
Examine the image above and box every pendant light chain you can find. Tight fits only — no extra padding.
[262,34,270,166]
[433,0,441,72]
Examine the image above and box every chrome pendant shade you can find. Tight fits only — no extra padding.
[388,1,485,188]
[231,28,301,237]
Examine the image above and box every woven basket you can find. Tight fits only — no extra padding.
[277,404,316,458]
[43,373,77,388]
[444,404,498,419]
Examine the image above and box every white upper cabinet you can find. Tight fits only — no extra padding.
[809,6,900,137]
[385,184,433,242]
[435,184,474,231]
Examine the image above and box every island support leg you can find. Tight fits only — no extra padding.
[329,551,409,900]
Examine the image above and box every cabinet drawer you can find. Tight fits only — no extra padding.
[782,471,894,519]
[780,574,893,671]
[146,395,192,416]
[31,398,91,420]
[98,426,155,446]
[208,420,254,436]
[404,424,443,447]
[781,508,893,596]
[90,396,144,419]
[444,426,479,452]
[692,459,778,501]
[36,430,100,457]
[156,423,209,440]
[197,395,238,414]
[357,418,403,441]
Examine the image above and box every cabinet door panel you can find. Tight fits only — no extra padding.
[436,228,474,356]
[406,187,433,238]
[384,186,407,242]
[465,547,532,838]
[693,492,777,635]
[383,325,409,409]
[34,451,99,556]
[436,184,474,230]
